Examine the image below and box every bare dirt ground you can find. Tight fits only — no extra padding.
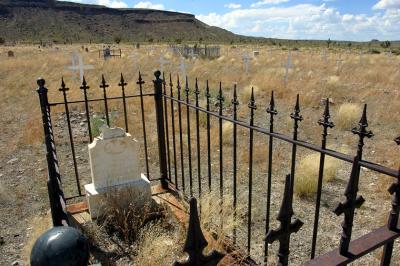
[0,44,399,265]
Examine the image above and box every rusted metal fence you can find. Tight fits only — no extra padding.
[37,71,400,265]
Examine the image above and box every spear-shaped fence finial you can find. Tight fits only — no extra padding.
[173,197,225,266]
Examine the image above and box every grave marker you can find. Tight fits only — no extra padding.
[242,52,252,75]
[284,50,294,85]
[84,127,151,219]
[68,52,94,83]
[336,55,344,73]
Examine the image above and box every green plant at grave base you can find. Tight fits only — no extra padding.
[90,116,106,137]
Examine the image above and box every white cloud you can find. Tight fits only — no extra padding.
[196,4,400,41]
[134,1,164,10]
[250,0,290,8]
[59,0,128,8]
[373,0,400,10]
[225,3,242,9]
[98,0,128,8]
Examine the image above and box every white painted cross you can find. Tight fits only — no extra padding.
[242,52,252,75]
[76,53,93,83]
[284,50,294,84]
[68,51,94,83]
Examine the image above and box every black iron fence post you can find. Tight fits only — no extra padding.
[37,78,68,226]
[153,71,169,189]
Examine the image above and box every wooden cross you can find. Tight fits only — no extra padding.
[173,198,225,266]
[284,51,294,85]
[336,56,344,73]
[265,174,303,266]
[242,52,252,75]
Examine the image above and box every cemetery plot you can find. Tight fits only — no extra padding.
[1,44,399,265]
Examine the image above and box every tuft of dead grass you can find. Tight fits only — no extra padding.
[199,190,245,251]
[294,153,341,198]
[98,188,166,244]
[132,221,185,266]
[336,103,362,130]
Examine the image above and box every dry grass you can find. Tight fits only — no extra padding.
[240,84,260,104]
[1,44,399,264]
[335,103,362,130]
[98,188,165,244]
[199,190,245,251]
[222,121,233,145]
[294,152,341,198]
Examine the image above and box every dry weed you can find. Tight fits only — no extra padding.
[294,152,341,198]
[98,188,166,244]
[336,103,362,130]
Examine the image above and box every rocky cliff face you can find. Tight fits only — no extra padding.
[0,0,241,43]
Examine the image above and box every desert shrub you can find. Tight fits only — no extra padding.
[114,36,121,44]
[391,49,400,56]
[368,48,381,54]
[294,153,341,198]
[336,103,362,130]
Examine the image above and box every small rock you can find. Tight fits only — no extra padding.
[6,158,18,164]
[80,122,85,126]
[0,236,4,245]
[12,260,20,266]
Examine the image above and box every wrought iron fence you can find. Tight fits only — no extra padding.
[37,71,400,265]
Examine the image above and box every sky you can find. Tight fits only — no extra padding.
[60,0,400,41]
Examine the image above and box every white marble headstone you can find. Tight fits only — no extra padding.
[84,127,151,219]
[88,127,140,189]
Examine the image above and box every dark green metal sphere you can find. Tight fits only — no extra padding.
[30,226,89,266]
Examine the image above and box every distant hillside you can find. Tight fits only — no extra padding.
[0,0,247,43]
